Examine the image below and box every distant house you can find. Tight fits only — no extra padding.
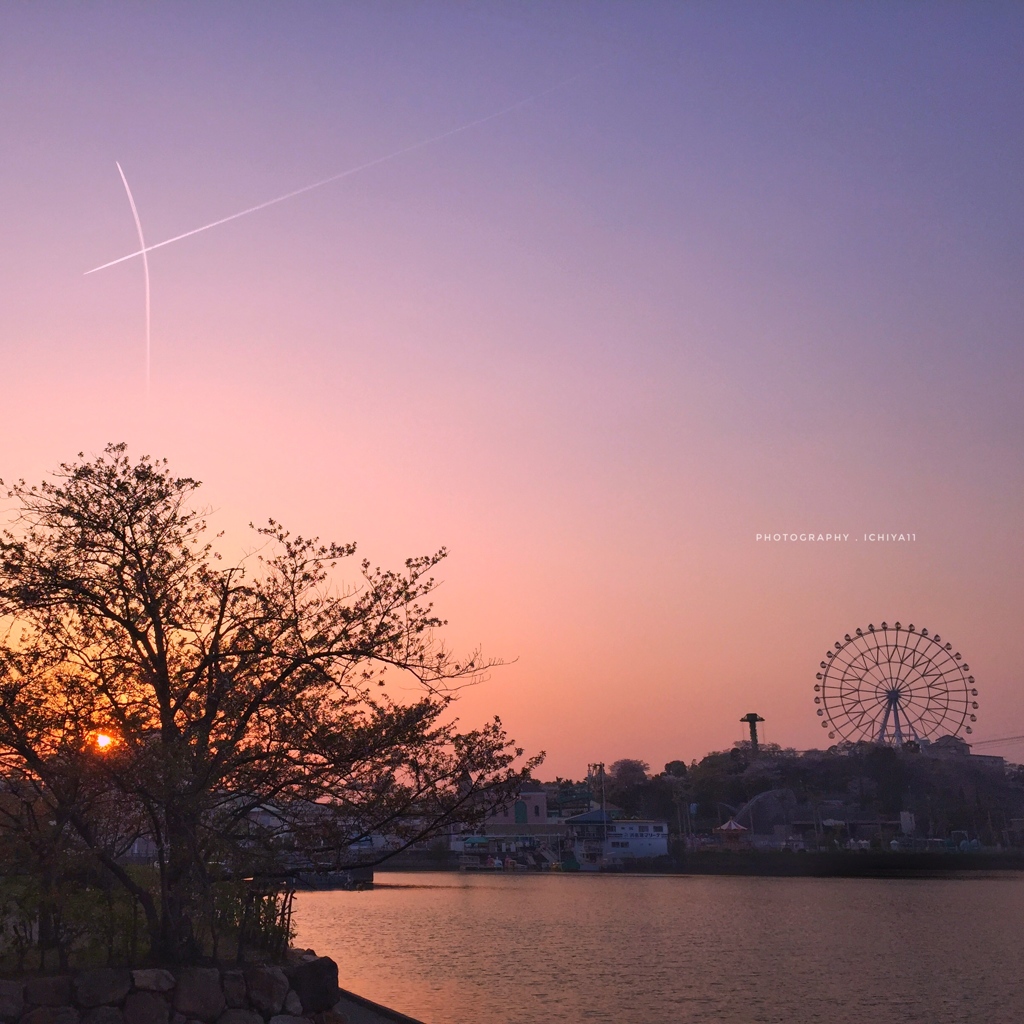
[928,735,971,756]
[565,810,669,868]
[487,782,548,825]
[923,734,1006,768]
[451,782,566,865]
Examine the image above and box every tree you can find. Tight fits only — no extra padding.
[604,759,650,817]
[0,445,538,964]
[608,759,649,789]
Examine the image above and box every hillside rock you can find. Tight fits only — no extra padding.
[172,972,224,1023]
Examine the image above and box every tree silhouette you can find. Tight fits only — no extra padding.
[0,445,537,963]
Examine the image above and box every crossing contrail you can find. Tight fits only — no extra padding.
[115,161,152,393]
[86,69,597,276]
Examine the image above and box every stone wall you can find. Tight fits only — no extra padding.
[0,954,349,1024]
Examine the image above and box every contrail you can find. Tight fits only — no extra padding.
[85,69,597,276]
[115,161,152,393]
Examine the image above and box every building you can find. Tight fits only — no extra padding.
[565,810,669,869]
[541,780,593,819]
[450,782,567,866]
[486,781,549,825]
[922,734,1006,768]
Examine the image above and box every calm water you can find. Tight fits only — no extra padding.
[293,870,1024,1024]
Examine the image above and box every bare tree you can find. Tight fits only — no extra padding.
[0,445,538,963]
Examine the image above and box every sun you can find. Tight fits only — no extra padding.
[94,732,114,750]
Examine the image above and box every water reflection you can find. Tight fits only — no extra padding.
[294,871,1024,1024]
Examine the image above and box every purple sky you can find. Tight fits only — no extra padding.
[2,3,1022,774]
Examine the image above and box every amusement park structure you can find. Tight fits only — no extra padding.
[814,622,978,746]
[740,712,765,752]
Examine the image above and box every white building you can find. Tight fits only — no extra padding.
[565,810,669,868]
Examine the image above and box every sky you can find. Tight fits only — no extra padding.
[1,2,1022,776]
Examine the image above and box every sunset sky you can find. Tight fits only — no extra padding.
[2,3,1022,775]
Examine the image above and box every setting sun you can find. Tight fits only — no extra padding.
[95,733,113,750]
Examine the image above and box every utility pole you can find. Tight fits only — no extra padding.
[740,713,765,753]
[587,762,607,841]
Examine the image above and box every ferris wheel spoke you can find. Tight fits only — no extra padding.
[839,688,872,712]
[884,630,898,669]
[838,657,888,692]
[836,710,871,733]
[914,704,943,727]
[905,630,928,669]
[832,653,877,682]
[919,706,947,729]
[841,706,873,727]
[921,691,956,728]
[898,653,930,680]
[895,639,913,668]
[831,710,865,735]
[860,661,891,688]
[836,703,869,721]
[849,704,886,731]
[907,640,933,672]
[837,672,872,695]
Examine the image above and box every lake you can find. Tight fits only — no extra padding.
[293,870,1024,1024]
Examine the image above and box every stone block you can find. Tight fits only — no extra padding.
[171,972,223,1024]
[0,982,24,1021]
[268,1016,310,1024]
[130,974,175,996]
[215,1012,262,1024]
[82,1008,124,1024]
[285,959,338,1015]
[20,1007,79,1024]
[281,995,301,1018]
[25,980,71,1009]
[123,993,168,1024]
[74,971,132,1009]
[218,976,243,1013]
[241,969,287,1018]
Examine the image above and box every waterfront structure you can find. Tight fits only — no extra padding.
[565,810,669,868]
[451,823,567,867]
[447,783,568,865]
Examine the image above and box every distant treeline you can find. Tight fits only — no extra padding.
[542,742,1024,843]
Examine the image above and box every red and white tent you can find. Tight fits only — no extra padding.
[714,818,748,832]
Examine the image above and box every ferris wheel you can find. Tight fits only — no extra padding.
[813,622,978,746]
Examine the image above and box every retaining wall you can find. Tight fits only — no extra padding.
[0,953,349,1024]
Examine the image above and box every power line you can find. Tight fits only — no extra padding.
[971,734,1024,747]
